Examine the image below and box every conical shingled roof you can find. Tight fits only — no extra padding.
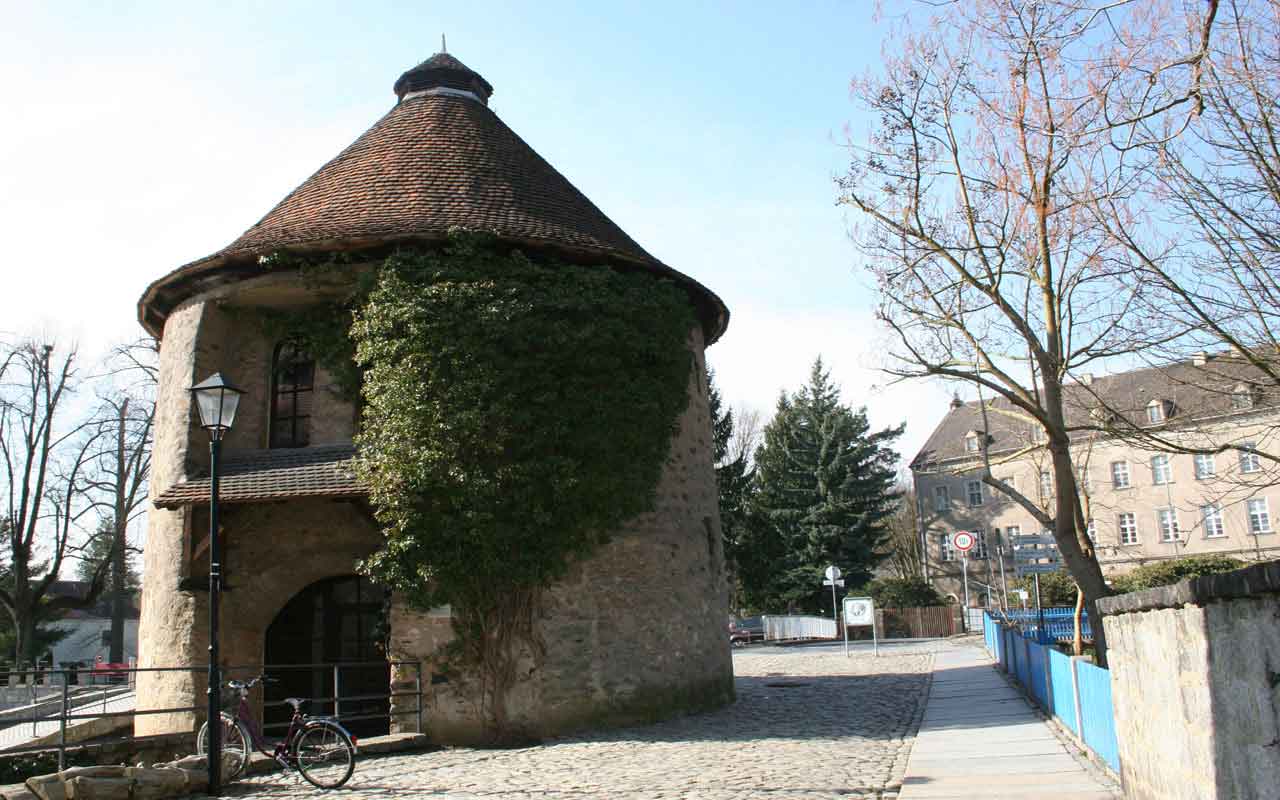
[138,53,728,343]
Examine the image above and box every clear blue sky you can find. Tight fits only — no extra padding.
[0,1,952,463]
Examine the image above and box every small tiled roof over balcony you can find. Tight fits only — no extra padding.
[153,444,363,509]
[138,51,728,343]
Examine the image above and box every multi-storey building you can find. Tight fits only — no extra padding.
[910,355,1280,604]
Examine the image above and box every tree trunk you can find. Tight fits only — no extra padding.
[1072,587,1084,657]
[110,521,126,664]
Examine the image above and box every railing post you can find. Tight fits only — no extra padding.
[58,676,69,771]
[415,662,424,735]
[332,664,341,720]
[1070,655,1086,746]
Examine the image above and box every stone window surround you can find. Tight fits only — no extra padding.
[1239,443,1261,474]
[1151,454,1173,485]
[1201,503,1225,538]
[939,532,956,562]
[1112,460,1131,489]
[1118,511,1139,545]
[1156,507,1179,542]
[1247,497,1272,534]
[966,480,983,507]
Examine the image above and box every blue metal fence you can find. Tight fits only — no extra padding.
[994,607,1092,644]
[982,611,1120,774]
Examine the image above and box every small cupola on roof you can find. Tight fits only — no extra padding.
[393,52,494,105]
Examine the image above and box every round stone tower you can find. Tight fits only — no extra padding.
[135,52,732,743]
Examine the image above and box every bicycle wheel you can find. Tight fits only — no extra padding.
[293,722,355,789]
[196,713,251,780]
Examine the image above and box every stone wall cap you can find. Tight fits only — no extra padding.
[1097,559,1280,615]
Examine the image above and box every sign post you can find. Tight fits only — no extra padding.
[823,565,844,639]
[952,531,976,628]
[843,596,877,656]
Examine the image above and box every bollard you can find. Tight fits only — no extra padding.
[58,679,69,771]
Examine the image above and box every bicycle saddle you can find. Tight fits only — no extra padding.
[285,697,307,710]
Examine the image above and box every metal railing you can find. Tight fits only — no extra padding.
[991,607,1092,644]
[0,660,425,773]
[760,615,837,640]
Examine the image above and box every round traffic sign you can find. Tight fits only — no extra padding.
[953,531,976,552]
[824,565,842,581]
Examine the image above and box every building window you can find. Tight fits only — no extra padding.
[1201,504,1225,538]
[1240,444,1261,474]
[1077,465,1091,492]
[1248,498,1272,534]
[1232,384,1256,410]
[270,342,315,449]
[940,533,956,562]
[1086,519,1096,542]
[1111,461,1130,489]
[965,432,982,453]
[1156,508,1179,542]
[1146,400,1167,424]
[1151,454,1173,485]
[1194,453,1215,480]
[1039,471,1053,501]
[1118,512,1139,545]
[972,530,989,560]
[967,480,983,507]
[934,485,950,512]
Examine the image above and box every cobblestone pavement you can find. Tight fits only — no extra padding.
[201,642,936,800]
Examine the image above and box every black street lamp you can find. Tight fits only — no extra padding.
[190,373,244,796]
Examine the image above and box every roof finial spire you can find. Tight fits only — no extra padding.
[441,33,447,53]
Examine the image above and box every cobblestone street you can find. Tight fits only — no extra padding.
[206,643,935,799]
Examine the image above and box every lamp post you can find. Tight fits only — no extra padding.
[189,373,244,797]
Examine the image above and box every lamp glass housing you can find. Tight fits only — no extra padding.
[190,373,245,439]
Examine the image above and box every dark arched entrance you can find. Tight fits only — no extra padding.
[264,575,390,738]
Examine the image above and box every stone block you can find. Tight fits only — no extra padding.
[2,787,39,800]
[127,769,187,800]
[22,775,65,800]
[63,777,131,800]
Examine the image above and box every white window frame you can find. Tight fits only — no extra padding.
[940,532,956,562]
[934,485,951,512]
[1005,524,1022,543]
[1147,401,1165,424]
[1112,461,1131,489]
[1232,386,1255,410]
[1077,465,1091,492]
[1151,454,1173,485]
[1194,453,1216,480]
[1248,498,1272,534]
[1201,504,1225,538]
[1039,470,1054,501]
[1118,512,1139,545]
[967,480,983,507]
[1086,519,1096,542]
[1156,507,1179,542]
[1240,444,1261,474]
[965,434,981,453]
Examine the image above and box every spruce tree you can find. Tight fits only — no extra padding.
[707,369,755,610]
[743,358,903,613]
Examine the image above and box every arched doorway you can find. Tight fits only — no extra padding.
[264,575,390,737]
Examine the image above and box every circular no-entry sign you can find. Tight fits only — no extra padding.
[953,531,976,552]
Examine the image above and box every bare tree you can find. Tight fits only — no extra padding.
[881,483,925,579]
[839,0,1220,664]
[0,340,111,664]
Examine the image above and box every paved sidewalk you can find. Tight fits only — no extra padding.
[898,642,1119,799]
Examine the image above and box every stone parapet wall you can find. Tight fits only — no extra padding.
[1098,560,1280,800]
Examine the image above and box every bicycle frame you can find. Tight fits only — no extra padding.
[232,691,359,763]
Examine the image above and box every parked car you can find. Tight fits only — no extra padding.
[729,616,765,646]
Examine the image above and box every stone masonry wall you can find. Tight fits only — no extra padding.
[1099,561,1280,800]
[137,274,362,735]
[389,327,734,743]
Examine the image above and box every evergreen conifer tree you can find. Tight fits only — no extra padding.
[743,358,903,613]
[707,369,755,609]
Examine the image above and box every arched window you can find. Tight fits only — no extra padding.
[270,342,315,448]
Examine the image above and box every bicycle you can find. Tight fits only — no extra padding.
[196,675,359,789]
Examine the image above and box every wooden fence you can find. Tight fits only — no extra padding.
[846,606,961,639]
